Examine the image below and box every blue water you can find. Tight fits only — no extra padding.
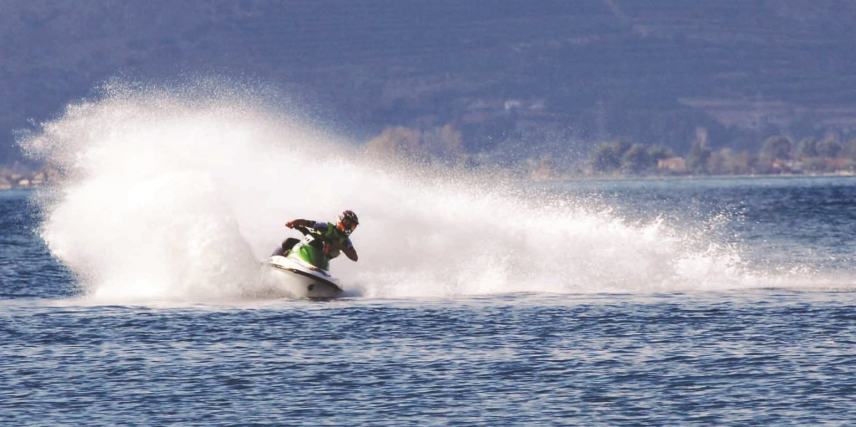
[546,175,856,270]
[2,178,855,425]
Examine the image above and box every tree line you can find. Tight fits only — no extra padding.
[588,135,856,176]
[362,124,856,177]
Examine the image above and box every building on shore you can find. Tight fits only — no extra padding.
[657,157,687,174]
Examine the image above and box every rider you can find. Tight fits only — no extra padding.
[278,210,359,270]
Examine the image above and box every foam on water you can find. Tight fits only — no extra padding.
[20,83,820,303]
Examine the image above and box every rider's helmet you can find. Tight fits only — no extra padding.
[338,210,359,234]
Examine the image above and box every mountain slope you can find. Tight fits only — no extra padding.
[4,0,856,165]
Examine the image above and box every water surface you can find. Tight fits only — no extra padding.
[2,178,854,425]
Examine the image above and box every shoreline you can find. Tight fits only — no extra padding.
[3,170,855,192]
[0,167,59,191]
[545,172,856,183]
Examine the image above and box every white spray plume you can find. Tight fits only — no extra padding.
[20,82,782,303]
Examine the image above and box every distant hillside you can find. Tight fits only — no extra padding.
[4,0,856,167]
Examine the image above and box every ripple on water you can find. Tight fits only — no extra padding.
[1,292,854,424]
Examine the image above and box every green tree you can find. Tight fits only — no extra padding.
[365,124,469,165]
[621,143,654,174]
[760,135,793,162]
[816,138,843,158]
[709,148,753,175]
[646,145,674,162]
[796,138,817,159]
[686,140,711,174]
[845,139,856,160]
[591,140,630,173]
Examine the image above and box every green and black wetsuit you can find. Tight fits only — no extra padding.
[292,221,353,270]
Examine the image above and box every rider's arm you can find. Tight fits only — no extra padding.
[343,245,358,262]
[286,219,318,229]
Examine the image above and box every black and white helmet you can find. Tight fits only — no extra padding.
[339,210,359,233]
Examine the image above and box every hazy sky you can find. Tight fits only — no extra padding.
[4,0,856,164]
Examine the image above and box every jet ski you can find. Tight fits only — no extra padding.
[262,226,344,299]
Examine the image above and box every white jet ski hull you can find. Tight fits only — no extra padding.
[264,255,343,299]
